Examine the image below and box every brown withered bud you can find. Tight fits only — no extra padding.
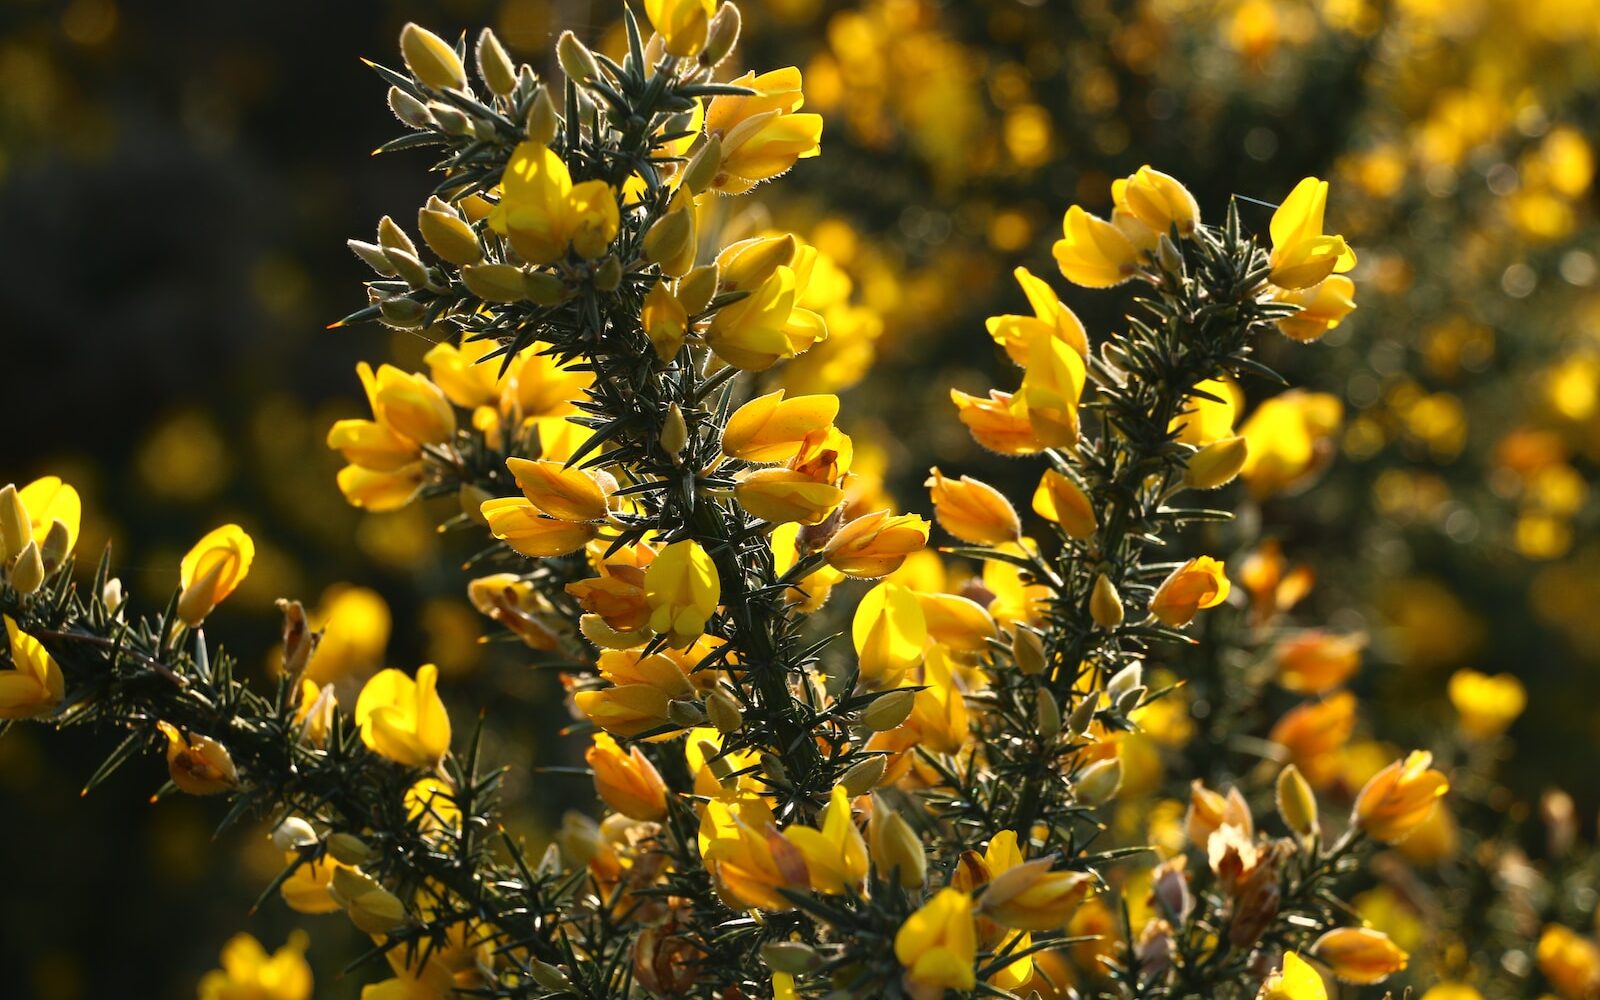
[949,849,991,894]
[1228,842,1287,949]
[276,599,320,681]
[1136,919,1174,978]
[959,577,998,610]
[796,502,847,552]
[1151,856,1192,925]
[632,921,702,996]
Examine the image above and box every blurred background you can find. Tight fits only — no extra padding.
[3,0,1598,996]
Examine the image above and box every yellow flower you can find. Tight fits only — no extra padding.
[279,852,350,914]
[1112,165,1201,240]
[1149,556,1230,627]
[1171,377,1242,446]
[1538,924,1600,1000]
[1052,206,1141,287]
[852,581,927,689]
[917,592,997,661]
[0,615,64,720]
[505,458,612,522]
[723,390,840,463]
[704,68,824,194]
[645,540,720,647]
[986,266,1088,365]
[365,363,457,447]
[574,683,674,738]
[643,0,715,57]
[586,732,669,820]
[978,830,1093,931]
[360,947,457,1000]
[700,796,809,910]
[784,784,869,893]
[1447,669,1526,739]
[1417,985,1483,1000]
[198,932,312,1000]
[705,242,826,371]
[1273,275,1357,343]
[1256,952,1325,1000]
[737,469,845,525]
[1268,177,1356,290]
[422,338,501,410]
[157,721,239,795]
[481,497,598,557]
[824,510,931,579]
[336,462,427,512]
[1352,750,1449,844]
[950,388,1043,456]
[17,475,81,557]
[329,867,408,934]
[1269,691,1356,787]
[904,647,970,754]
[1311,927,1408,985]
[925,468,1021,545]
[177,524,255,626]
[487,143,620,264]
[642,280,689,363]
[355,664,452,768]
[1032,469,1097,539]
[1019,334,1086,446]
[894,889,977,997]
[1239,390,1342,497]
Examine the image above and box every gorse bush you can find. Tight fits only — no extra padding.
[0,4,1458,998]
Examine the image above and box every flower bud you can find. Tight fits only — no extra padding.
[839,755,886,796]
[418,201,481,266]
[1276,763,1320,844]
[377,215,417,257]
[667,697,708,728]
[1185,436,1248,490]
[383,247,431,289]
[9,540,43,595]
[326,832,378,866]
[102,577,123,614]
[276,599,314,679]
[1066,694,1097,738]
[531,961,573,991]
[348,239,399,276]
[525,85,559,146]
[869,799,926,888]
[1010,625,1047,675]
[644,202,696,277]
[706,687,742,733]
[1090,572,1124,629]
[387,86,435,130]
[677,264,719,315]
[761,941,820,976]
[458,483,493,526]
[683,135,723,194]
[1106,662,1143,700]
[272,817,319,851]
[39,519,70,574]
[1312,927,1408,985]
[525,270,568,305]
[401,23,468,91]
[861,688,916,732]
[1036,688,1061,740]
[557,30,601,85]
[378,295,426,329]
[475,28,518,96]
[1074,757,1122,805]
[593,255,623,292]
[331,867,408,934]
[430,103,472,136]
[1156,233,1184,275]
[701,3,742,66]
[461,262,527,303]
[660,403,690,461]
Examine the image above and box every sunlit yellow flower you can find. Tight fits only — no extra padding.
[1148,556,1229,627]
[917,592,997,661]
[1052,206,1141,287]
[177,524,255,626]
[355,664,451,768]
[926,468,1021,545]
[643,0,715,57]
[1032,469,1097,539]
[1351,750,1449,844]
[1268,177,1356,289]
[1417,985,1483,1000]
[852,581,927,689]
[487,143,620,264]
[645,540,720,647]
[894,889,977,997]
[1239,390,1342,498]
[198,932,312,1000]
[0,615,64,720]
[586,732,669,820]
[1269,691,1356,787]
[17,475,81,557]
[824,510,931,579]
[1273,275,1357,343]
[481,497,598,557]
[360,946,457,1000]
[1019,335,1086,446]
[1538,924,1600,1000]
[1256,952,1325,1000]
[904,646,969,753]
[301,585,391,684]
[280,852,350,914]
[704,68,824,194]
[1112,165,1201,240]
[986,266,1088,365]
[950,388,1043,455]
[367,363,457,447]
[575,683,674,738]
[423,339,501,410]
[706,252,826,371]
[505,458,612,522]
[1171,378,1242,447]
[1446,669,1526,739]
[723,390,840,463]
[1311,927,1407,985]
[157,720,239,795]
[700,796,809,910]
[642,280,689,363]
[785,784,869,893]
[978,830,1092,931]
[336,462,427,512]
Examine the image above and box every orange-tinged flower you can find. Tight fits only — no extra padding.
[1537,924,1600,1000]
[894,889,977,997]
[704,68,823,194]
[950,388,1043,455]
[1351,750,1449,843]
[1311,927,1407,985]
[481,497,598,557]
[700,796,809,910]
[1273,631,1363,694]
[1032,469,1097,538]
[986,266,1089,365]
[574,684,674,738]
[354,664,452,768]
[722,390,841,463]
[0,615,64,720]
[1149,556,1230,627]
[784,784,869,894]
[736,468,845,525]
[1268,177,1356,289]
[1269,692,1356,787]
[157,720,239,795]
[1273,275,1357,343]
[824,510,931,579]
[978,830,1092,931]
[177,524,255,626]
[586,732,669,820]
[505,458,612,522]
[1052,206,1141,287]
[926,468,1020,545]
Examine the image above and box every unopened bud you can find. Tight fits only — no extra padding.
[1275,763,1320,843]
[272,817,319,851]
[39,519,70,574]
[277,599,315,680]
[760,753,789,785]
[839,755,886,796]
[475,28,518,96]
[102,577,123,614]
[557,31,601,85]
[418,203,481,266]
[660,403,689,461]
[705,687,742,733]
[761,941,821,976]
[326,832,378,866]
[1066,695,1097,738]
[400,23,468,92]
[644,205,695,277]
[536,841,563,876]
[1010,625,1047,675]
[701,3,742,67]
[1090,573,1124,629]
[376,216,417,257]
[667,698,707,728]
[1106,662,1143,701]
[1114,685,1146,717]
[461,262,527,303]
[593,255,623,292]
[1184,436,1248,490]
[348,239,399,277]
[383,247,431,290]
[677,264,719,315]
[861,688,916,732]
[458,484,494,526]
[387,86,435,130]
[0,485,27,563]
[531,960,572,991]
[1074,757,1123,805]
[9,541,44,594]
[430,103,473,136]
[1156,233,1184,275]
[525,85,559,146]
[1036,688,1061,740]
[525,270,568,306]
[870,800,925,889]
[330,867,407,933]
[378,295,426,329]
[683,135,723,194]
